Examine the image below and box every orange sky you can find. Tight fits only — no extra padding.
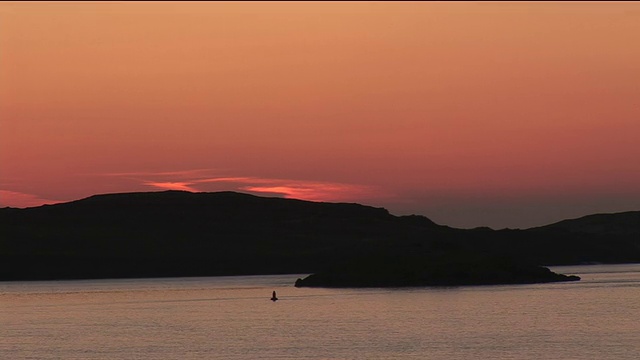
[1,1,639,228]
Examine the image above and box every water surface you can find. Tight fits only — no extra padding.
[2,264,639,359]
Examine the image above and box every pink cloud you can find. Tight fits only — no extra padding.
[104,169,387,203]
[242,182,380,202]
[193,176,257,184]
[186,176,381,202]
[143,181,197,192]
[101,168,219,178]
[0,190,63,208]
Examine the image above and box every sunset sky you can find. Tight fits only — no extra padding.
[1,1,639,229]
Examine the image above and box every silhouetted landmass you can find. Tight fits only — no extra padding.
[532,211,640,236]
[0,191,638,284]
[294,255,580,288]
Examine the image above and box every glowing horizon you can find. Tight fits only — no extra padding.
[1,2,639,228]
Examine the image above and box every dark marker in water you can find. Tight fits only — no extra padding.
[271,291,278,301]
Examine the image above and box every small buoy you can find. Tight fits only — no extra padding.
[271,291,278,302]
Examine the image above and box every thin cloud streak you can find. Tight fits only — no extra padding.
[100,168,221,178]
[0,190,62,208]
[143,181,197,192]
[242,183,376,202]
[105,170,386,203]
[194,176,382,202]
[193,177,258,184]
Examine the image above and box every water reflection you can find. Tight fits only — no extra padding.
[1,265,639,359]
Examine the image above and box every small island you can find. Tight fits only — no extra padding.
[294,256,580,288]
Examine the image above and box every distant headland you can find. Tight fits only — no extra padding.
[1,191,638,286]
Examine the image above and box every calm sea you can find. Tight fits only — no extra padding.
[1,264,639,359]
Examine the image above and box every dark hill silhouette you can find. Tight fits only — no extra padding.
[0,190,638,282]
[532,211,640,236]
[0,191,441,280]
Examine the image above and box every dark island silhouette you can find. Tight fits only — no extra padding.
[294,255,580,288]
[1,190,638,286]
